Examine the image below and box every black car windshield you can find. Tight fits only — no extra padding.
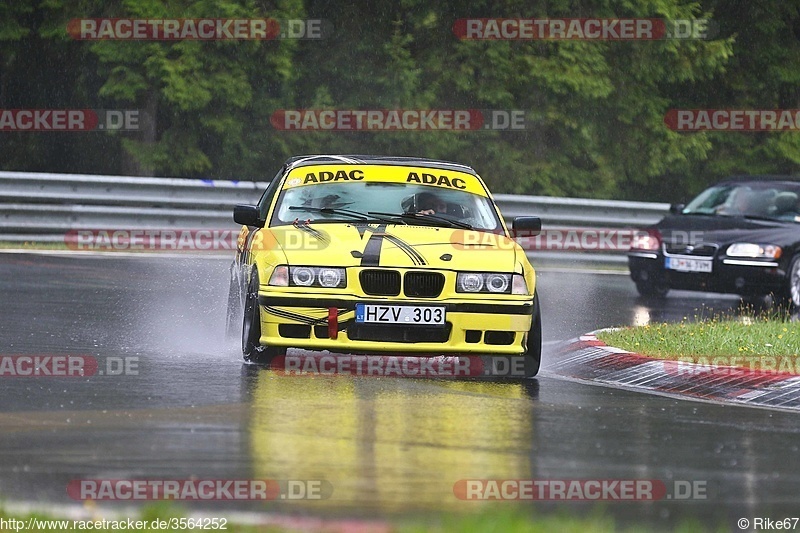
[682,182,800,222]
[269,181,503,230]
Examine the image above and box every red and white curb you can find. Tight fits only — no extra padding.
[546,333,800,411]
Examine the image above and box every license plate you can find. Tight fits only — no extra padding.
[665,257,713,273]
[355,304,446,326]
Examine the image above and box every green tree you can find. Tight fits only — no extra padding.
[672,0,800,201]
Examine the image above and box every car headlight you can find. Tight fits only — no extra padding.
[726,243,782,259]
[318,267,344,288]
[292,266,315,286]
[294,266,346,288]
[456,272,527,295]
[486,273,510,293]
[269,266,346,288]
[457,273,484,292]
[630,230,661,251]
[268,265,289,286]
[511,274,529,295]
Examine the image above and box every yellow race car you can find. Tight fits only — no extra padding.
[227,155,543,376]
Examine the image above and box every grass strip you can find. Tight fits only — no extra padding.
[597,313,800,373]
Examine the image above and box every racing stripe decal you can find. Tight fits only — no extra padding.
[381,234,427,266]
[265,306,324,325]
[301,225,330,244]
[265,306,351,326]
[359,224,388,266]
[355,225,426,266]
[292,220,331,244]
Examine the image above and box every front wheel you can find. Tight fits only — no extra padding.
[521,291,542,377]
[783,256,800,310]
[242,271,278,364]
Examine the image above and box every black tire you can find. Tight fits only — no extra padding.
[635,279,670,298]
[225,266,242,340]
[522,291,542,377]
[785,256,800,310]
[242,270,277,364]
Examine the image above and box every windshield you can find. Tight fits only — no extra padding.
[683,182,800,222]
[269,179,503,231]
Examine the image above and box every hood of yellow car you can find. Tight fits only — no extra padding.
[260,223,522,271]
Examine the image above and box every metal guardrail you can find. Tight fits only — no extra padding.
[0,171,670,266]
[0,172,269,240]
[494,194,669,227]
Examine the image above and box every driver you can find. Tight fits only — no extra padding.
[716,187,754,215]
[415,191,448,215]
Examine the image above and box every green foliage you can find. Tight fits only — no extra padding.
[0,0,797,200]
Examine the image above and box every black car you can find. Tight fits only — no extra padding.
[629,177,800,306]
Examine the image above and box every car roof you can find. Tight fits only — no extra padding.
[717,175,800,186]
[283,154,479,176]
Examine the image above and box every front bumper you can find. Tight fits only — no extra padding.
[628,254,786,295]
[257,293,535,354]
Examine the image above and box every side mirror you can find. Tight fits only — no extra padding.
[669,203,685,215]
[233,205,263,227]
[511,216,542,237]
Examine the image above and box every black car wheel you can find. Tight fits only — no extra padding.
[242,270,278,364]
[522,291,542,377]
[788,256,800,308]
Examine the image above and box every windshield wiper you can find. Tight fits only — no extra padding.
[288,206,402,224]
[368,211,474,230]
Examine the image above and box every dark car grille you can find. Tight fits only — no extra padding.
[360,269,445,298]
[663,243,718,257]
[404,272,445,298]
[347,323,452,343]
[360,269,401,296]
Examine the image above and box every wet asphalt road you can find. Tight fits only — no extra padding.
[0,252,798,530]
